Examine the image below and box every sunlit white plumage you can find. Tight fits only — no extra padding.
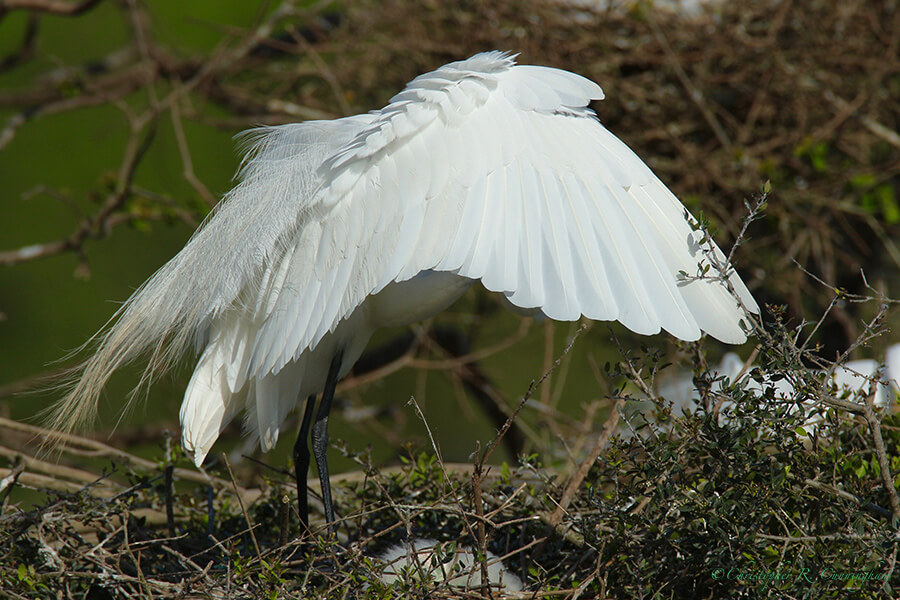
[651,344,900,440]
[377,538,523,592]
[54,51,758,472]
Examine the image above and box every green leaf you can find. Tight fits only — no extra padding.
[876,184,899,224]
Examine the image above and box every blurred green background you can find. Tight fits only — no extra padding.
[1,0,897,485]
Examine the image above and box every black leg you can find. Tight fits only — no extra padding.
[311,350,344,531]
[293,394,317,533]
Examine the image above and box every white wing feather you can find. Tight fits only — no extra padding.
[243,51,757,386]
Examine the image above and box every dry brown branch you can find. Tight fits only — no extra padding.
[863,386,900,520]
[482,323,589,468]
[0,417,259,502]
[825,90,900,150]
[549,398,623,528]
[646,12,732,150]
[406,318,533,371]
[170,94,217,208]
[407,395,482,554]
[0,0,102,17]
[0,12,37,71]
[0,467,117,496]
[222,455,263,558]
[0,113,156,267]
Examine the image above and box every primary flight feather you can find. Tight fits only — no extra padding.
[51,51,758,526]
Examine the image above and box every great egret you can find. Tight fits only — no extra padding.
[377,538,523,592]
[653,347,900,433]
[50,51,758,530]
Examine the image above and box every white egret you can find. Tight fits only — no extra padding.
[50,51,758,530]
[652,345,900,439]
[377,538,523,592]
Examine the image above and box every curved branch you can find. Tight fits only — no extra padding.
[0,0,103,17]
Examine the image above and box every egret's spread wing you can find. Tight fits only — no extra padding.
[248,51,758,379]
[52,51,760,463]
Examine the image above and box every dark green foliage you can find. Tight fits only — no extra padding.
[581,399,899,598]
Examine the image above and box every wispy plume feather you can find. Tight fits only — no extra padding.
[44,118,369,441]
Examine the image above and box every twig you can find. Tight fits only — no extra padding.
[471,444,492,600]
[549,398,623,527]
[482,323,588,467]
[222,454,262,560]
[0,113,157,265]
[0,461,25,509]
[0,12,37,71]
[164,434,176,538]
[0,0,103,16]
[797,476,892,519]
[407,396,480,548]
[825,90,900,149]
[646,14,732,149]
[0,467,118,497]
[170,90,217,207]
[862,385,900,520]
[0,417,254,497]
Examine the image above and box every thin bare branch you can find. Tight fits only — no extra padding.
[0,0,102,17]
